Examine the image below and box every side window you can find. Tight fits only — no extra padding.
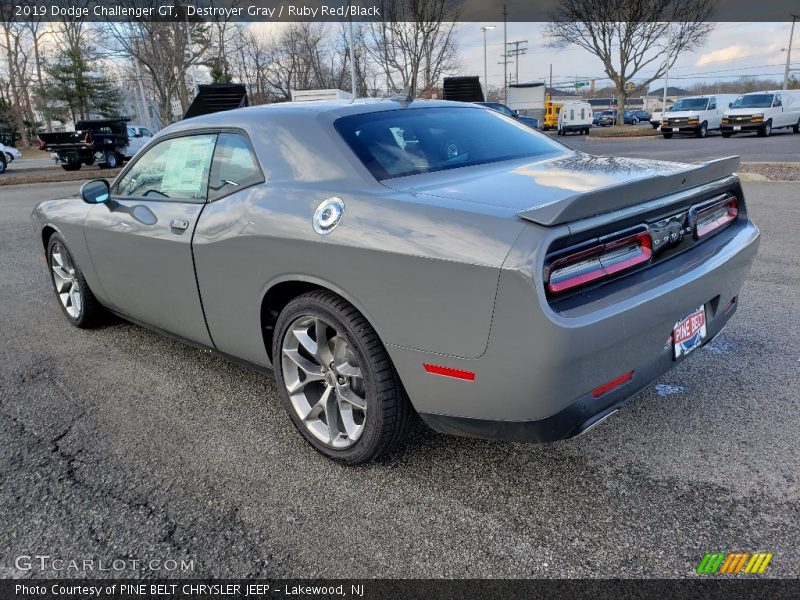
[207,133,263,201]
[127,127,136,137]
[708,100,716,110]
[140,128,154,137]
[114,134,217,202]
[774,95,782,107]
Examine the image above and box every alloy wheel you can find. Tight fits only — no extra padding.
[281,315,367,449]
[50,242,82,319]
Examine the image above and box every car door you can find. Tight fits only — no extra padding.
[83,132,217,345]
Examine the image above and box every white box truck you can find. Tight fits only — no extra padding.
[659,94,738,138]
[291,89,353,102]
[721,90,800,137]
[556,101,593,135]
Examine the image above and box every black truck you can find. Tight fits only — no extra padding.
[38,119,140,171]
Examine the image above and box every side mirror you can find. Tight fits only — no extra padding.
[80,179,110,204]
[512,109,520,117]
[728,102,733,108]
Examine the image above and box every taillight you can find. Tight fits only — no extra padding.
[547,231,652,295]
[693,196,738,239]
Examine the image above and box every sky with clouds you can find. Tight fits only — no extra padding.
[450,22,796,92]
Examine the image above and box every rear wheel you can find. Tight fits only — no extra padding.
[273,290,414,465]
[758,120,772,137]
[46,234,104,328]
[792,118,799,134]
[721,132,733,138]
[696,122,708,138]
[0,155,6,174]
[61,163,81,171]
[663,133,673,139]
[99,151,119,169]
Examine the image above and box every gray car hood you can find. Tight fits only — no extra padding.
[383,152,740,226]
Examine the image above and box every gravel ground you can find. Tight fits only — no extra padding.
[1,181,798,579]
[739,163,800,182]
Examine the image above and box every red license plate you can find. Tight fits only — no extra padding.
[673,306,707,359]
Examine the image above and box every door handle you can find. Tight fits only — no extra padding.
[170,219,189,231]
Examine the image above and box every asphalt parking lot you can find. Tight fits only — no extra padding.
[562,127,800,163]
[1,174,799,577]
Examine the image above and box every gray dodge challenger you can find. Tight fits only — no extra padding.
[32,99,760,464]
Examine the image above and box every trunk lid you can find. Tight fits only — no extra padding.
[383,152,740,226]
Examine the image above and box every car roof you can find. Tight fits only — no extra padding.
[164,98,484,133]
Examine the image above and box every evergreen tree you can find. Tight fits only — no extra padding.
[38,41,122,123]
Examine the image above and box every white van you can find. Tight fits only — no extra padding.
[721,90,800,137]
[557,101,593,135]
[660,94,738,138]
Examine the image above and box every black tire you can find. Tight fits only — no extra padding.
[758,120,772,137]
[792,118,799,134]
[0,156,6,174]
[663,133,673,139]
[46,233,105,328]
[697,122,708,138]
[651,123,659,129]
[721,132,733,138]
[632,118,639,125]
[272,290,415,465]
[99,151,119,169]
[61,163,81,171]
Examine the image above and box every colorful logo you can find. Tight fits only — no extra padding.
[696,552,774,574]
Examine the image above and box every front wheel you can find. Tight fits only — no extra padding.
[696,122,708,138]
[632,118,639,125]
[758,120,772,137]
[47,234,104,328]
[721,132,733,138]
[663,133,673,139]
[0,156,6,174]
[273,290,415,465]
[792,118,799,134]
[61,163,81,171]
[651,123,659,129]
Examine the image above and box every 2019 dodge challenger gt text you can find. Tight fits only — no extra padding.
[32,99,760,464]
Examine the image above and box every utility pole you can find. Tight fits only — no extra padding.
[505,40,528,85]
[348,1,357,100]
[185,14,198,96]
[502,4,508,103]
[784,15,798,90]
[481,25,496,100]
[662,23,673,114]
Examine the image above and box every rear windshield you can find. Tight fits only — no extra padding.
[732,94,774,109]
[334,107,563,180]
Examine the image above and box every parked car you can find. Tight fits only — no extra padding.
[594,110,617,126]
[660,95,739,139]
[721,90,800,137]
[38,119,154,171]
[477,102,540,129]
[32,100,759,464]
[0,142,21,173]
[649,107,673,129]
[557,101,593,135]
[1,142,21,164]
[623,110,651,125]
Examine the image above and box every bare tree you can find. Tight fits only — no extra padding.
[546,0,715,121]
[106,15,212,125]
[364,0,461,97]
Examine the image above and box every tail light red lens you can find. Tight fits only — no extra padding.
[694,196,738,239]
[547,231,652,294]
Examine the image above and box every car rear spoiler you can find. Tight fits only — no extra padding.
[516,156,741,226]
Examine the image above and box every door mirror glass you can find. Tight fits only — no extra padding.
[80,179,110,204]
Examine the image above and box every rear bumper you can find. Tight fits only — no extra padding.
[389,215,760,439]
[420,298,738,442]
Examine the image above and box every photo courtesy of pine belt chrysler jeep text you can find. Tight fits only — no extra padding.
[31,100,760,464]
